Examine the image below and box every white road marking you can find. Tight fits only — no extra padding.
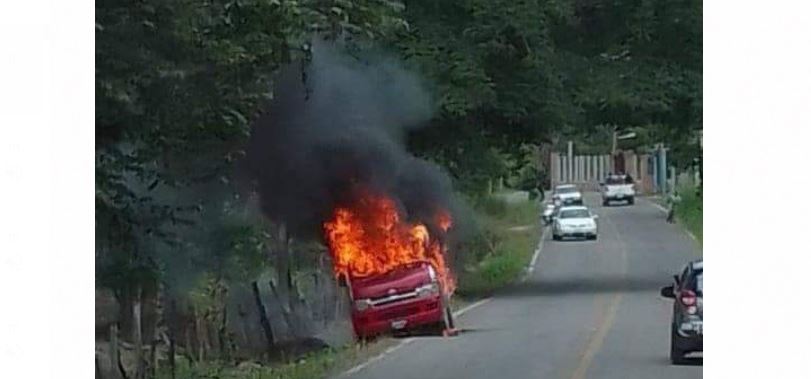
[648,198,668,213]
[338,297,493,377]
[341,339,415,376]
[643,197,701,245]
[524,227,550,280]
[454,297,493,317]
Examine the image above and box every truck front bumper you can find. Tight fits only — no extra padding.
[351,296,443,338]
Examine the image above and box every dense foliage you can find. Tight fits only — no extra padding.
[96,0,701,370]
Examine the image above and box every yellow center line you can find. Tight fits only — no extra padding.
[568,202,628,379]
[569,293,622,379]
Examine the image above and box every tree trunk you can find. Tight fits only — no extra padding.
[109,324,123,379]
[312,271,323,324]
[167,299,177,379]
[194,310,207,361]
[218,302,230,362]
[168,334,175,379]
[251,281,275,357]
[184,314,194,363]
[133,286,144,379]
[96,354,102,379]
[148,340,157,379]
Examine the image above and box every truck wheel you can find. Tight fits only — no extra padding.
[628,197,635,205]
[443,304,456,330]
[603,199,609,206]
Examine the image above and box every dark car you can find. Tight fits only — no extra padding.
[660,260,703,364]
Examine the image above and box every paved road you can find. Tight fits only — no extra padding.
[337,192,702,379]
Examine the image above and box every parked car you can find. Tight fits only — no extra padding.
[343,261,454,339]
[542,201,559,225]
[552,205,598,240]
[600,174,635,205]
[660,260,703,364]
[552,184,583,205]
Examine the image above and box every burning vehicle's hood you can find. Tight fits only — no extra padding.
[324,189,455,294]
[350,262,433,299]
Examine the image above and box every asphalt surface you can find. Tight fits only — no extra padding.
[337,193,702,379]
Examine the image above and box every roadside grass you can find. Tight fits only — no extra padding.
[676,187,703,245]
[158,193,541,379]
[456,194,541,297]
[156,339,402,379]
[649,187,703,246]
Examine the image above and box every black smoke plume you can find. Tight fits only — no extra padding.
[243,39,463,241]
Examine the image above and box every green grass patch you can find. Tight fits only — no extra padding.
[156,341,402,379]
[675,187,703,245]
[456,195,541,297]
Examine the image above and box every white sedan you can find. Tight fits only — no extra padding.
[552,184,583,205]
[552,206,599,241]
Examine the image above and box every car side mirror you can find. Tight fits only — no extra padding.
[660,285,676,298]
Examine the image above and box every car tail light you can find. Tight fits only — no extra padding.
[679,290,698,314]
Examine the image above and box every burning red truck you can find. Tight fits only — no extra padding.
[324,190,456,339]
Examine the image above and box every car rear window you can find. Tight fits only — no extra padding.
[559,209,590,218]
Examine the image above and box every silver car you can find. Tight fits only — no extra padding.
[552,206,598,240]
[552,184,583,206]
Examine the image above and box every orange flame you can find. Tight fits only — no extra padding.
[323,191,455,294]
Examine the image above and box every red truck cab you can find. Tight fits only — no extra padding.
[344,261,455,339]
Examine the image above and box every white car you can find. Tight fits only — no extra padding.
[552,184,583,206]
[552,206,598,240]
[601,174,635,206]
[542,201,560,225]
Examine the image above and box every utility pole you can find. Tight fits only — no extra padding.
[567,140,573,183]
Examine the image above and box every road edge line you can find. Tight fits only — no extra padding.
[341,338,415,377]
[338,296,492,378]
[524,227,549,281]
[454,297,492,317]
[647,197,668,213]
[643,197,701,245]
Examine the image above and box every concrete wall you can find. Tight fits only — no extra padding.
[550,151,655,194]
